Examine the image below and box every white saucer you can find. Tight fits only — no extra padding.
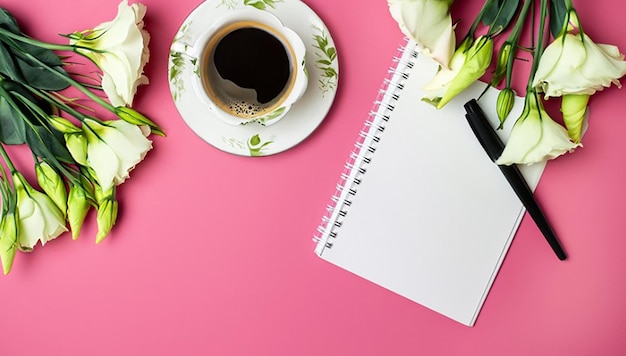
[169,0,339,157]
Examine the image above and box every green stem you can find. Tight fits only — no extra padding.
[0,143,17,174]
[467,0,499,39]
[527,0,549,91]
[504,0,534,88]
[23,83,91,122]
[0,27,100,54]
[567,8,585,36]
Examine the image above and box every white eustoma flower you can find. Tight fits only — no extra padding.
[13,173,67,250]
[71,0,150,107]
[73,118,152,192]
[388,0,455,68]
[497,92,581,165]
[532,32,626,98]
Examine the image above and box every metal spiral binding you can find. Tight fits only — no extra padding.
[314,38,419,252]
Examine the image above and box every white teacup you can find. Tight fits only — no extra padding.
[189,8,308,126]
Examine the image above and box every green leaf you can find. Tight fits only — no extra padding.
[0,9,21,34]
[244,0,266,9]
[0,95,26,144]
[249,134,261,146]
[15,56,69,91]
[314,35,328,50]
[482,0,521,34]
[258,106,285,123]
[0,30,69,90]
[0,43,23,82]
[324,68,338,78]
[0,80,62,147]
[550,0,568,38]
[326,47,336,61]
[15,40,64,67]
[25,123,74,163]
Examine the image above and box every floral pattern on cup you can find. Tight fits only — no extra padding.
[222,134,274,156]
[243,0,282,10]
[169,22,196,102]
[168,0,339,157]
[312,25,338,97]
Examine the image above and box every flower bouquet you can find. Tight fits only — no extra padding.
[388,0,626,165]
[0,0,163,274]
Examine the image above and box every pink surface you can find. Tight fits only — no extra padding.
[1,0,626,355]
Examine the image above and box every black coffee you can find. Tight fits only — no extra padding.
[213,27,290,104]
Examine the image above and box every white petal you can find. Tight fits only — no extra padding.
[533,33,626,97]
[88,142,120,192]
[17,191,67,248]
[101,72,126,107]
[77,0,149,106]
[497,109,580,165]
[388,0,455,67]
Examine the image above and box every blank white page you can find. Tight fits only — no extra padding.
[316,44,544,326]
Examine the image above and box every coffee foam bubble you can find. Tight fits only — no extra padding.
[228,100,264,118]
[216,78,275,118]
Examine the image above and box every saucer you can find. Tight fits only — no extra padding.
[169,0,339,157]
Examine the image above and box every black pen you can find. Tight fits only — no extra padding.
[464,99,567,261]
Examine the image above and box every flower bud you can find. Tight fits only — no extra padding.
[422,36,493,109]
[561,94,590,143]
[491,42,512,87]
[95,188,118,243]
[0,212,18,275]
[49,116,81,134]
[35,161,67,217]
[115,107,165,136]
[93,182,107,203]
[65,132,88,166]
[67,183,91,240]
[496,87,516,128]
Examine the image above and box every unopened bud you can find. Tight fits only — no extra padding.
[35,161,67,217]
[67,183,91,240]
[115,107,165,136]
[96,194,118,244]
[66,132,88,166]
[49,116,81,134]
[491,42,512,87]
[561,94,589,143]
[0,212,18,275]
[496,87,516,128]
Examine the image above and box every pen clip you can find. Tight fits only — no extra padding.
[464,99,504,163]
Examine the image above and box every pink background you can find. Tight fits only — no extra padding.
[1,0,626,355]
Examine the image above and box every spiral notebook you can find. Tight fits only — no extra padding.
[314,39,546,326]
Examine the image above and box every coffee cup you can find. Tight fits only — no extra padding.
[187,8,308,126]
